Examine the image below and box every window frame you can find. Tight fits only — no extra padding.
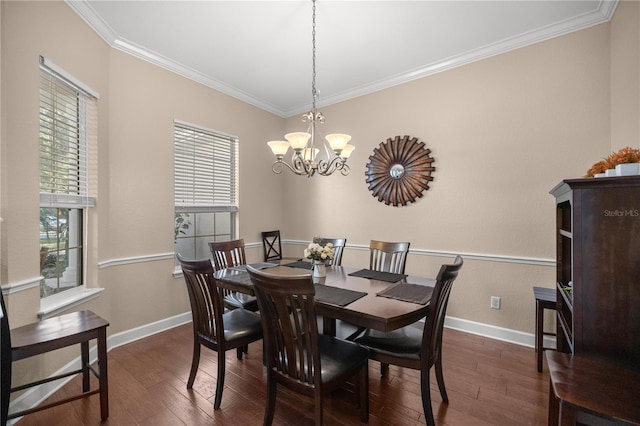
[173,120,239,264]
[38,56,99,307]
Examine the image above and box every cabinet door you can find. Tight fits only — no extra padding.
[574,185,640,366]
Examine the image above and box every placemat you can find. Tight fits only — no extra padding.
[284,260,313,270]
[230,262,278,272]
[314,284,367,307]
[348,269,408,283]
[376,283,433,305]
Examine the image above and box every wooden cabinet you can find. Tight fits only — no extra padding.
[550,176,640,369]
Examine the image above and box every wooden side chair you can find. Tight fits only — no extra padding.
[354,255,463,426]
[261,230,285,262]
[0,290,109,425]
[208,239,258,311]
[319,237,347,266]
[246,265,370,426]
[177,254,263,410]
[369,239,410,274]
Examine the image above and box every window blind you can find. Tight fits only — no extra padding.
[39,59,97,208]
[174,121,238,211]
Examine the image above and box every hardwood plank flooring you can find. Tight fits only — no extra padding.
[14,324,549,425]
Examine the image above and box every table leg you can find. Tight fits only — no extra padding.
[322,317,336,336]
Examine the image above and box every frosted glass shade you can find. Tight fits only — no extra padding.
[285,132,311,150]
[325,133,351,151]
[340,144,355,158]
[267,141,290,156]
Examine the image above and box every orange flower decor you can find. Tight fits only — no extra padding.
[586,146,640,177]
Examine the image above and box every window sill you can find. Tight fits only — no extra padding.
[39,287,105,319]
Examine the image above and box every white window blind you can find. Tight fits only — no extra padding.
[174,121,238,211]
[39,57,97,208]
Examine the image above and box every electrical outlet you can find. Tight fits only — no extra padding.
[490,296,501,310]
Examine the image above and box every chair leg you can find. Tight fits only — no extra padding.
[81,340,90,392]
[420,367,436,426]
[187,340,201,389]
[358,363,369,422]
[264,374,277,426]
[380,362,389,376]
[314,392,323,426]
[236,347,243,360]
[214,350,226,410]
[435,356,448,402]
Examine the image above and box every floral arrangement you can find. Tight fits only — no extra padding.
[586,146,640,177]
[304,237,334,263]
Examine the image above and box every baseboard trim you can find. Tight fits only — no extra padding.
[444,315,555,349]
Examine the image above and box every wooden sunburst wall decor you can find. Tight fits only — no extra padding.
[365,135,435,206]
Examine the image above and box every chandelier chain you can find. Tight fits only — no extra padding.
[311,0,317,111]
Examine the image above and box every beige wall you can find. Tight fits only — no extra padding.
[1,0,638,391]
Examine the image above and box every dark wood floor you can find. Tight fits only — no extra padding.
[14,324,549,425]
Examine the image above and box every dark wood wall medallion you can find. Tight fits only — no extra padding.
[365,135,435,206]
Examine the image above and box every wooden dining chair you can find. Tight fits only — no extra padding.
[208,239,258,311]
[177,254,263,410]
[0,290,109,425]
[246,265,370,426]
[353,255,463,426]
[369,240,411,274]
[319,237,347,266]
[261,230,285,262]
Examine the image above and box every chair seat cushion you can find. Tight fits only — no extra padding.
[354,325,422,361]
[317,334,370,383]
[224,292,259,311]
[222,308,263,342]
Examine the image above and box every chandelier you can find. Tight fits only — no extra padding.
[267,0,354,177]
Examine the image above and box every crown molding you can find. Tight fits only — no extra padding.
[66,0,618,119]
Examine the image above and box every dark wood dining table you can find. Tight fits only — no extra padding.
[214,263,435,334]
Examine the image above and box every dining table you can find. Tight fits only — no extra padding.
[214,261,436,335]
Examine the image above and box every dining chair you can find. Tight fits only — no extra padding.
[208,239,258,311]
[177,254,263,410]
[246,265,370,426]
[261,230,286,262]
[353,255,463,426]
[0,290,109,424]
[319,237,347,266]
[369,239,411,274]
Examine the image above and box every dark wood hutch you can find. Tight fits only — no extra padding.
[550,175,640,369]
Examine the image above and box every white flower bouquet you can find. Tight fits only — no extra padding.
[304,237,334,264]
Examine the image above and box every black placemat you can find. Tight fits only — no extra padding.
[220,271,253,286]
[348,269,407,283]
[284,260,313,270]
[314,284,367,307]
[376,283,433,305]
[230,262,278,272]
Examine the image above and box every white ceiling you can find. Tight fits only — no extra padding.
[68,0,617,118]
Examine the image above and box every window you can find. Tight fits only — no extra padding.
[39,57,98,298]
[174,121,238,262]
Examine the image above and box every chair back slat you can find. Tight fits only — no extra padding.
[247,266,320,390]
[369,240,410,274]
[209,239,246,270]
[422,255,463,365]
[319,237,347,266]
[177,254,224,344]
[262,230,283,262]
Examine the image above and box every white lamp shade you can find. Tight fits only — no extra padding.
[325,133,351,151]
[340,144,355,158]
[285,132,311,150]
[267,140,290,156]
